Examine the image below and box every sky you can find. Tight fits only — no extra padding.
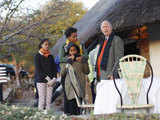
[0,0,99,18]
[22,0,99,10]
[76,0,99,9]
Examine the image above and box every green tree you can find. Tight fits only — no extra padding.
[0,0,87,87]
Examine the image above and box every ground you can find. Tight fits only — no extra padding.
[1,80,160,120]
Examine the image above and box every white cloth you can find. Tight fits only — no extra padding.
[94,79,124,114]
[94,77,160,114]
[138,76,160,113]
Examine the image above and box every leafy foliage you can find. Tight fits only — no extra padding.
[1,104,160,120]
[0,104,60,120]
[0,0,87,80]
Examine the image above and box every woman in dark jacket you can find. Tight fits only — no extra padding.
[34,39,58,111]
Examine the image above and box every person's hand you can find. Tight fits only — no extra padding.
[57,73,60,78]
[68,55,75,60]
[56,77,61,82]
[47,78,57,87]
[107,75,113,80]
[76,56,82,62]
[45,76,51,82]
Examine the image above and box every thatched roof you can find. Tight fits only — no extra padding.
[52,0,160,54]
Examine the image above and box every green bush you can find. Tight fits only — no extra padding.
[0,104,59,120]
[1,104,160,120]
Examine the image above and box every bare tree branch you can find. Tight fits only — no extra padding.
[0,0,25,33]
[0,13,64,43]
[0,30,32,46]
[0,54,11,59]
[0,38,28,46]
[5,0,24,24]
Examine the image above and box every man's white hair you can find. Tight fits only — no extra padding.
[101,20,113,30]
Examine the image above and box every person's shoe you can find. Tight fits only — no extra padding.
[60,113,68,119]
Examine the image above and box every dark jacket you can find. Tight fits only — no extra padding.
[96,33,124,80]
[34,53,58,83]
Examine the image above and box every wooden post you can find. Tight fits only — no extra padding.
[138,39,150,61]
[137,39,150,77]
[0,83,3,102]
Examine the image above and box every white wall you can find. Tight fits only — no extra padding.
[149,40,160,77]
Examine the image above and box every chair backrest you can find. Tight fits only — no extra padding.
[120,55,146,105]
[0,67,9,83]
[113,55,153,107]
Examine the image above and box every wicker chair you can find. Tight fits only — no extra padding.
[112,55,154,113]
[66,64,94,114]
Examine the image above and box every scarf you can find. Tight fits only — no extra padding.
[66,39,83,55]
[39,48,51,58]
[97,32,115,70]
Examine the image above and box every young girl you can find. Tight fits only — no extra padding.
[61,42,89,115]
[34,39,58,111]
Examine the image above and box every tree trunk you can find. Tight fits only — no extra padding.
[15,63,21,87]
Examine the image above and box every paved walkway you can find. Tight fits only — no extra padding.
[3,84,64,115]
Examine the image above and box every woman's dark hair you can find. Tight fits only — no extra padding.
[38,38,49,50]
[65,27,77,38]
[67,42,80,55]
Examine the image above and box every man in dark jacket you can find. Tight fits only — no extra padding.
[94,20,124,114]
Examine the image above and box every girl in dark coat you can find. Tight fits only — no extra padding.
[61,42,89,115]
